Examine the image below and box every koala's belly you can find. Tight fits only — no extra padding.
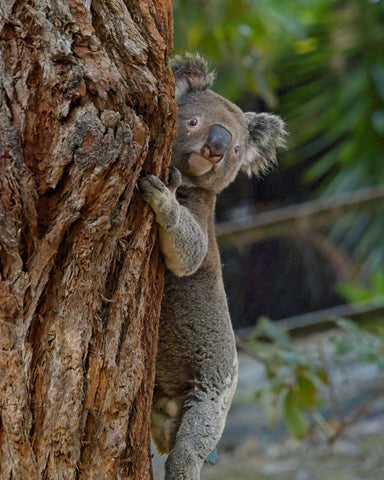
[155,270,237,396]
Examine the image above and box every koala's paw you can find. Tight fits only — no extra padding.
[138,174,179,228]
[138,174,168,205]
[167,167,182,192]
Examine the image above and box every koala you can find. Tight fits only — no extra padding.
[139,54,286,480]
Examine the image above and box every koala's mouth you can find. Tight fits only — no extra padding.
[187,153,216,176]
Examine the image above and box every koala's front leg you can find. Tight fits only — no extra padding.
[139,168,208,276]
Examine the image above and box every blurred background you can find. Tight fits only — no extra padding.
[173,0,384,326]
[154,1,384,478]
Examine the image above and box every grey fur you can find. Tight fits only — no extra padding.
[171,53,216,102]
[139,54,287,480]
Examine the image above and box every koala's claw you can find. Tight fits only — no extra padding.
[139,174,166,192]
[138,175,167,203]
[138,174,174,215]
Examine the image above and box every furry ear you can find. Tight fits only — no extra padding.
[241,112,287,176]
[170,53,215,102]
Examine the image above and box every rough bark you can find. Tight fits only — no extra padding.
[0,1,176,479]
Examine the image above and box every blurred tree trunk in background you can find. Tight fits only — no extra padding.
[0,1,175,479]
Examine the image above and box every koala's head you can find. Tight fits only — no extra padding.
[170,54,287,193]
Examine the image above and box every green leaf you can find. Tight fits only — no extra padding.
[257,317,291,347]
[315,368,329,385]
[372,271,384,294]
[276,349,309,366]
[337,281,374,303]
[283,390,310,439]
[296,375,317,407]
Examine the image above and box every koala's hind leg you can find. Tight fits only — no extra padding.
[164,391,233,480]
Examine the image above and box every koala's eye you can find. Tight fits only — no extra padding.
[188,117,199,127]
[234,146,240,154]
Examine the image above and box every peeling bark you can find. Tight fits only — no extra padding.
[0,1,176,479]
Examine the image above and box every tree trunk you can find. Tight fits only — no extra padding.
[0,1,175,479]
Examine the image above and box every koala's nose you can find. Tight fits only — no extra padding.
[201,124,232,163]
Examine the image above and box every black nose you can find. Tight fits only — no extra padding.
[202,124,232,162]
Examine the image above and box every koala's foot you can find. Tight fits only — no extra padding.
[151,395,183,455]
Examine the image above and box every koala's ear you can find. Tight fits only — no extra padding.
[242,112,287,176]
[170,54,215,102]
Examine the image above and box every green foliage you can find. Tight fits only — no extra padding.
[174,0,384,184]
[247,318,328,439]
[243,317,384,440]
[173,0,384,270]
[333,318,384,369]
[278,0,384,271]
[283,389,310,439]
[338,271,384,303]
[173,0,322,104]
